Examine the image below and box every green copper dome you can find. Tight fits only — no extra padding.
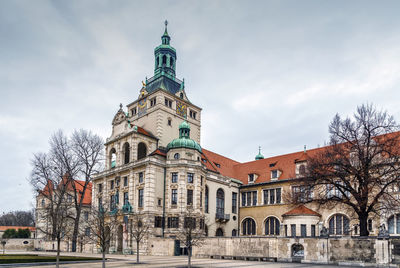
[255,146,264,160]
[167,120,202,153]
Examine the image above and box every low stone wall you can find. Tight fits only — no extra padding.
[1,238,35,251]
[191,236,387,265]
[147,237,175,256]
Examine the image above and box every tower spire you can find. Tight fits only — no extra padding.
[154,20,176,78]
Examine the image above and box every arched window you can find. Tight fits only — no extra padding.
[180,92,183,99]
[388,214,400,234]
[123,142,130,164]
[291,244,304,258]
[170,58,174,68]
[232,229,237,236]
[205,186,209,213]
[156,57,159,67]
[162,55,167,65]
[329,214,350,235]
[265,216,280,235]
[204,225,208,237]
[216,228,224,237]
[110,148,116,168]
[137,142,147,160]
[174,153,180,159]
[242,218,256,235]
[216,189,224,216]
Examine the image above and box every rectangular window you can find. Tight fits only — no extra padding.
[189,110,197,119]
[116,177,120,187]
[187,189,193,205]
[276,188,281,204]
[301,224,307,237]
[98,183,103,193]
[123,192,129,205]
[271,170,278,179]
[291,224,296,237]
[150,97,157,107]
[269,189,275,204]
[98,197,102,208]
[138,189,143,208]
[139,172,144,183]
[311,225,316,237]
[85,227,90,236]
[246,192,251,206]
[171,189,177,205]
[184,217,196,228]
[171,172,178,183]
[248,174,254,182]
[241,192,246,206]
[167,217,179,228]
[293,185,313,202]
[84,211,89,220]
[187,173,194,183]
[123,176,128,187]
[110,180,114,190]
[131,107,137,115]
[232,192,237,214]
[200,191,203,208]
[252,191,257,206]
[284,225,288,236]
[164,98,172,108]
[110,195,115,210]
[154,216,163,228]
[263,190,269,204]
[200,176,203,186]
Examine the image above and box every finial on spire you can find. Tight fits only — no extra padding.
[259,146,261,154]
[119,103,123,110]
[304,145,307,153]
[165,20,168,28]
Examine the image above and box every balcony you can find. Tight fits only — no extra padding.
[215,213,230,222]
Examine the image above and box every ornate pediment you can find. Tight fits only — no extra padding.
[112,104,127,126]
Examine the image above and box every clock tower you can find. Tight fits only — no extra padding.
[125,22,202,148]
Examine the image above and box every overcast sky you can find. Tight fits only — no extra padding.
[1,0,400,213]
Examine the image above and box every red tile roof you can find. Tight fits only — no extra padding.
[136,126,158,140]
[40,178,92,206]
[202,149,240,177]
[149,148,167,157]
[0,226,36,232]
[282,205,321,217]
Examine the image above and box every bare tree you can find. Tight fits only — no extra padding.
[30,152,74,268]
[176,209,206,268]
[294,104,400,236]
[33,130,103,252]
[0,210,34,226]
[82,204,118,268]
[69,129,104,252]
[129,210,150,264]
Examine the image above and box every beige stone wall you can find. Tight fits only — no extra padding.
[1,239,35,251]
[192,237,383,264]
[127,90,201,147]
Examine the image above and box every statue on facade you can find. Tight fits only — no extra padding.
[320,226,329,238]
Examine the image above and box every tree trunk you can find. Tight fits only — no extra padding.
[102,251,106,268]
[359,212,369,236]
[71,208,81,252]
[136,240,140,263]
[188,246,192,268]
[56,237,61,268]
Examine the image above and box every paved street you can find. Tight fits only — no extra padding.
[4,252,356,268]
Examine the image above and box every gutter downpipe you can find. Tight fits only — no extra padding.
[162,166,166,237]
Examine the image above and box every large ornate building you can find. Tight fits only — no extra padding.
[89,22,398,255]
[91,22,241,253]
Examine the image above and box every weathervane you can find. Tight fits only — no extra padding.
[165,20,168,28]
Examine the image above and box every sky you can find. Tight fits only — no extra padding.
[1,0,400,213]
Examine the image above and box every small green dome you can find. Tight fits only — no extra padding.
[255,146,264,160]
[179,120,190,130]
[167,138,202,153]
[167,120,201,153]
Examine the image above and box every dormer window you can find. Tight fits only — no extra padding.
[271,170,279,180]
[180,92,184,99]
[299,164,306,176]
[248,174,255,183]
[214,162,221,168]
